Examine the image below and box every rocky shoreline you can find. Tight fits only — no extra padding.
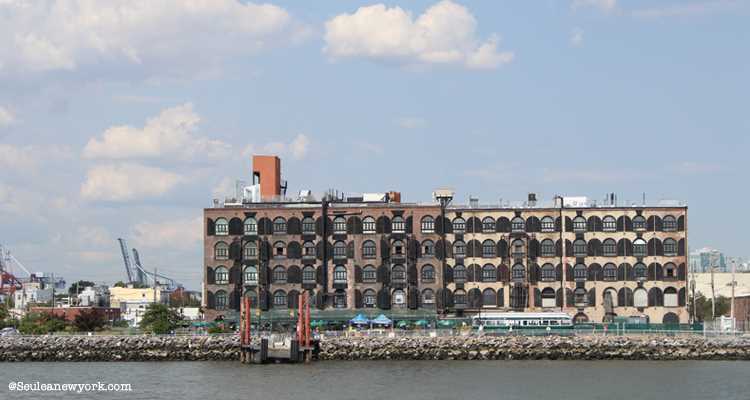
[2,335,749,362]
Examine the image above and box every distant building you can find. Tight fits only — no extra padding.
[14,287,53,309]
[119,299,154,327]
[689,247,726,273]
[77,285,110,307]
[109,285,169,309]
[30,307,121,323]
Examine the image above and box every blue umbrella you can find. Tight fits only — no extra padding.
[349,314,370,325]
[371,314,392,326]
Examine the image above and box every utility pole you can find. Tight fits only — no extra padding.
[555,195,566,310]
[731,259,736,330]
[710,267,716,321]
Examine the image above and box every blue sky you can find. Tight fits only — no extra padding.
[0,0,748,290]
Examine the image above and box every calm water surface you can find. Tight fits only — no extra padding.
[2,361,749,400]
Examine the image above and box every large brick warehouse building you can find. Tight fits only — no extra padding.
[203,156,689,324]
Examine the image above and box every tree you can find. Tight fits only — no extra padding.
[18,313,66,335]
[689,294,731,322]
[73,309,106,332]
[68,281,95,295]
[140,303,181,334]
[113,281,127,288]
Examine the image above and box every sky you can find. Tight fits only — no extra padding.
[0,0,748,290]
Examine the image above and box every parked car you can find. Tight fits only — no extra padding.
[0,327,19,336]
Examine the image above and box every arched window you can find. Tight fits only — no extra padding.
[215,290,228,310]
[541,263,556,281]
[602,239,617,256]
[244,266,258,284]
[273,241,286,257]
[273,217,286,234]
[603,263,617,281]
[664,287,678,307]
[215,266,229,284]
[663,238,677,256]
[333,216,347,234]
[302,217,315,234]
[574,288,587,307]
[482,264,496,282]
[511,217,525,232]
[482,217,495,233]
[633,288,648,308]
[453,240,466,257]
[391,265,406,282]
[573,239,587,257]
[302,266,316,283]
[632,215,646,231]
[362,216,376,234]
[392,289,406,308]
[633,238,647,257]
[273,266,287,283]
[392,240,404,256]
[421,216,435,233]
[482,288,496,306]
[541,288,556,308]
[453,289,467,306]
[511,239,525,258]
[244,242,257,259]
[573,263,587,281]
[422,240,434,256]
[511,263,525,281]
[244,289,258,306]
[603,288,618,307]
[452,217,466,233]
[214,242,229,260]
[541,216,555,232]
[243,217,257,235]
[392,216,405,233]
[453,265,466,283]
[482,239,496,258]
[602,216,616,232]
[540,239,555,257]
[362,240,377,259]
[662,215,677,232]
[273,290,287,306]
[363,265,376,282]
[421,265,435,282]
[363,289,376,308]
[333,265,347,283]
[664,262,677,279]
[215,218,229,236]
[634,262,647,280]
[422,289,435,305]
[333,241,346,258]
[572,216,586,232]
[303,241,316,257]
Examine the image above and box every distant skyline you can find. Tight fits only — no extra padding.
[1,0,748,289]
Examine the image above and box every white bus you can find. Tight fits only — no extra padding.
[472,312,573,330]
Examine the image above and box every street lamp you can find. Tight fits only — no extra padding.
[433,188,454,317]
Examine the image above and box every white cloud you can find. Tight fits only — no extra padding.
[83,103,230,161]
[0,0,305,74]
[242,133,311,161]
[80,163,184,201]
[570,27,584,47]
[0,106,15,126]
[572,0,617,12]
[0,143,73,172]
[132,216,202,251]
[324,1,513,70]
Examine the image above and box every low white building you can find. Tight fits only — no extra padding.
[119,299,153,328]
[177,307,201,321]
[77,286,110,307]
[14,287,54,309]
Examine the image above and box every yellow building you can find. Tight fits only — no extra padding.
[109,286,169,308]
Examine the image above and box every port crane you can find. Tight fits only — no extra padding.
[117,238,182,291]
[0,244,65,296]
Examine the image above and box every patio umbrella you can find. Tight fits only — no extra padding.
[371,314,392,326]
[396,320,411,328]
[437,319,455,328]
[414,319,429,327]
[349,314,370,325]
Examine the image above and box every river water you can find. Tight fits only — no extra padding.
[2,361,749,400]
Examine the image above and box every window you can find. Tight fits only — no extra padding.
[482,264,496,282]
[541,288,556,308]
[363,265,376,282]
[244,289,258,306]
[273,241,286,257]
[214,242,229,260]
[511,239,525,258]
[215,290,227,310]
[362,240,376,258]
[334,290,346,308]
[602,216,616,232]
[392,290,406,308]
[453,265,466,283]
[633,215,646,231]
[452,217,466,233]
[244,242,257,259]
[392,240,404,256]
[511,217,525,232]
[303,266,316,283]
[215,218,228,236]
[603,263,617,281]
[303,241,316,257]
[421,265,435,282]
[392,216,405,233]
[573,264,587,281]
[511,263,525,281]
[482,289,496,306]
[574,288,587,307]
[333,216,347,234]
[664,262,676,279]
[634,263,647,280]
[633,288,647,308]
[363,289,376,308]
[541,216,555,232]
[421,216,435,233]
[391,265,406,282]
[663,215,677,232]
[664,238,677,256]
[664,287,678,307]
[215,266,229,284]
[273,290,287,306]
[540,240,555,257]
[302,217,315,234]
[333,265,347,283]
[273,217,287,234]
[633,238,647,257]
[243,218,257,235]
[454,289,467,306]
[422,289,435,305]
[603,288,617,307]
[573,239,587,257]
[422,240,434,256]
[482,217,495,233]
[541,264,556,281]
[573,216,586,232]
[453,241,466,257]
[273,266,287,283]
[602,239,616,256]
[482,239,496,258]
[362,217,376,234]
[333,241,346,258]
[244,266,258,284]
